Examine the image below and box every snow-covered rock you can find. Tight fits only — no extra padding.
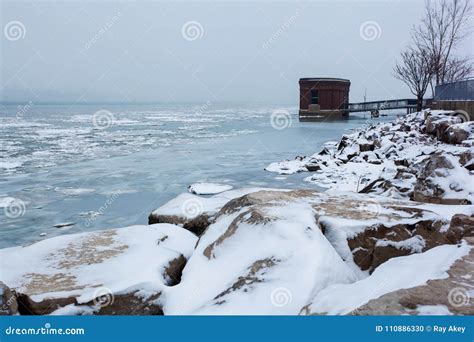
[307,192,472,273]
[413,152,474,204]
[163,190,357,315]
[351,237,474,315]
[148,187,286,236]
[301,242,472,315]
[0,281,18,315]
[0,224,197,315]
[443,122,474,145]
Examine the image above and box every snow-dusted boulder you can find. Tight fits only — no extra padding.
[307,192,472,273]
[352,237,474,315]
[443,122,474,145]
[301,242,472,315]
[413,152,474,204]
[0,282,18,315]
[447,214,474,242]
[425,114,460,137]
[343,214,458,272]
[459,149,474,171]
[148,187,283,236]
[424,112,474,145]
[0,224,197,315]
[164,190,358,315]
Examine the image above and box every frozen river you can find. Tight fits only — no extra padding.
[0,103,396,248]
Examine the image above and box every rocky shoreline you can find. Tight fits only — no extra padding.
[1,110,473,315]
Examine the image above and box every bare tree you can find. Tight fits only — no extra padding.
[443,56,473,83]
[393,46,433,111]
[413,0,472,88]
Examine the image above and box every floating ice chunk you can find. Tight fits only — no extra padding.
[188,183,233,195]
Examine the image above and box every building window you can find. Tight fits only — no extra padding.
[311,90,319,104]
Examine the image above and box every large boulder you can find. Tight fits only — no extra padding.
[351,238,474,315]
[309,193,466,273]
[443,122,474,145]
[459,149,474,171]
[163,190,358,315]
[413,152,474,204]
[0,282,18,315]
[346,218,457,272]
[0,224,197,315]
[425,114,460,139]
[301,242,472,315]
[446,214,474,242]
[148,188,275,236]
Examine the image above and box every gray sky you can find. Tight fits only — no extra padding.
[1,0,472,104]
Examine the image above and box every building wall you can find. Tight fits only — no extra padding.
[431,100,474,120]
[435,79,474,101]
[299,79,350,111]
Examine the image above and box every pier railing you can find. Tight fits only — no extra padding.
[346,98,430,112]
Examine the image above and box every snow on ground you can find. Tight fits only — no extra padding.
[187,182,233,195]
[303,243,471,315]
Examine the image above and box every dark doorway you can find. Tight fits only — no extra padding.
[311,90,319,104]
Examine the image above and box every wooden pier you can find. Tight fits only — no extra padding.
[346,98,431,114]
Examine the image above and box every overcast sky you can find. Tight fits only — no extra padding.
[1,0,472,104]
